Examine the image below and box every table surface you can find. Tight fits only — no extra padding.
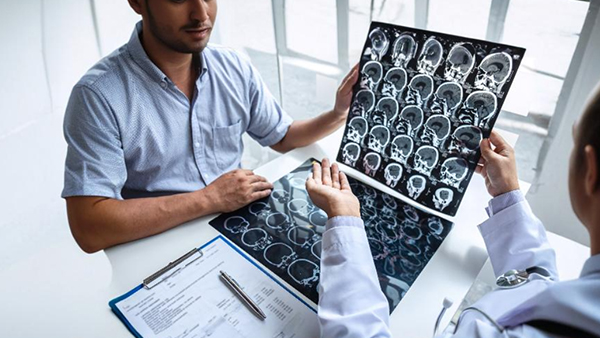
[2,128,590,338]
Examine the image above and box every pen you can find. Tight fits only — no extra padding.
[219,270,267,320]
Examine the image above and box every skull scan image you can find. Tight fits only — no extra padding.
[360,61,383,91]
[433,187,454,212]
[381,67,408,99]
[440,157,469,188]
[413,145,439,176]
[444,43,476,83]
[346,116,368,144]
[372,98,399,127]
[405,74,434,107]
[287,226,319,249]
[407,174,427,199]
[241,228,273,251]
[309,210,328,233]
[417,37,444,75]
[391,34,417,68]
[474,52,513,94]
[430,82,463,117]
[368,27,390,62]
[367,126,391,153]
[288,199,314,217]
[266,212,293,232]
[363,152,382,177]
[342,142,361,167]
[224,216,250,234]
[425,217,444,237]
[420,115,451,148]
[271,189,290,203]
[351,90,376,118]
[384,163,403,188]
[447,125,483,156]
[389,135,414,165]
[368,238,391,260]
[382,193,398,210]
[458,91,498,128]
[396,105,424,137]
[403,204,420,223]
[248,201,271,219]
[287,259,320,288]
[263,243,298,269]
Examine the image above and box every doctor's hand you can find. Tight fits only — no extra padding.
[476,131,520,197]
[332,64,359,119]
[306,158,361,218]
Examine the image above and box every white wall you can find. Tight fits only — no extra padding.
[527,1,600,246]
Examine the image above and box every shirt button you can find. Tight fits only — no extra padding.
[160,81,167,89]
[194,142,200,148]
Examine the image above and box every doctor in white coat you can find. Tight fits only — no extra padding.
[305,86,600,338]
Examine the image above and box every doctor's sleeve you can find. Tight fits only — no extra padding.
[318,216,392,338]
[477,190,558,280]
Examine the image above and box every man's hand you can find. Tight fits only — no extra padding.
[476,131,520,197]
[306,158,360,218]
[333,64,359,119]
[204,169,273,212]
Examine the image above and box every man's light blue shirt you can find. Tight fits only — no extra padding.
[62,22,292,199]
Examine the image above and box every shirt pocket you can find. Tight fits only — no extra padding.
[213,120,243,172]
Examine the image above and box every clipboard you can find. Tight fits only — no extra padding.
[109,235,317,338]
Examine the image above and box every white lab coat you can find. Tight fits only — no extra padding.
[318,192,600,338]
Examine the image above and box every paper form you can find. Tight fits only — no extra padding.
[112,237,319,338]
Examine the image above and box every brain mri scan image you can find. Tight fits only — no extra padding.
[417,37,444,75]
[405,74,434,107]
[368,27,390,62]
[440,157,470,188]
[372,97,399,126]
[346,116,368,144]
[447,125,483,157]
[384,163,403,188]
[367,125,391,153]
[210,159,454,312]
[338,22,524,215]
[382,67,408,99]
[341,142,361,166]
[444,43,476,83]
[351,89,376,118]
[413,145,439,176]
[396,105,424,137]
[363,152,382,177]
[457,90,498,128]
[420,115,451,147]
[361,61,384,91]
[392,34,417,68]
[430,82,463,117]
[475,52,513,94]
[389,135,414,165]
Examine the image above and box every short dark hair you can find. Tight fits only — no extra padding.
[576,85,600,187]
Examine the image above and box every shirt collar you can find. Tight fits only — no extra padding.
[580,253,600,277]
[127,21,209,83]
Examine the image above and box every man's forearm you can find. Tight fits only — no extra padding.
[66,189,218,253]
[271,110,346,153]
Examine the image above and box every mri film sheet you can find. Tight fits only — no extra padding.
[337,22,526,215]
[210,159,453,313]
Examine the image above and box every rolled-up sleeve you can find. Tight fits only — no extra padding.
[244,61,293,147]
[61,84,127,199]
